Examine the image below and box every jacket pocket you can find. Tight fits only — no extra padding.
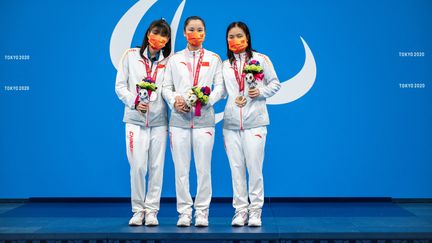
[124,107,145,124]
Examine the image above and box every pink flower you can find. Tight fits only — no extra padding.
[254,73,264,81]
[203,86,211,95]
[144,76,155,83]
[249,60,260,66]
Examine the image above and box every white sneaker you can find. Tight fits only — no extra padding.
[248,209,262,227]
[176,214,192,227]
[145,211,159,226]
[194,210,209,227]
[231,210,248,226]
[128,211,145,226]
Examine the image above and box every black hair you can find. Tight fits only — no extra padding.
[140,19,172,58]
[226,21,254,64]
[183,16,206,31]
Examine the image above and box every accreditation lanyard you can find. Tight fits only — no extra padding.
[232,54,248,93]
[185,48,205,86]
[142,57,159,81]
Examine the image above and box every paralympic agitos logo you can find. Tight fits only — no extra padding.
[109,0,317,123]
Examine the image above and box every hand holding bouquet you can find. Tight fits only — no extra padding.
[243,59,264,89]
[134,76,157,113]
[185,86,211,116]
[242,60,264,99]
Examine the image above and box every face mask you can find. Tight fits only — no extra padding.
[148,34,168,50]
[228,37,248,54]
[186,32,205,47]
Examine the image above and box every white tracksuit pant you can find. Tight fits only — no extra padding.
[125,123,167,213]
[223,126,267,213]
[170,126,215,215]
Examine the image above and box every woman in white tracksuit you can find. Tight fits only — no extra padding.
[222,22,280,227]
[162,16,224,227]
[115,19,172,226]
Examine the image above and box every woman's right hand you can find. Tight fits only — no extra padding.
[136,102,148,112]
[174,96,189,113]
[235,96,247,108]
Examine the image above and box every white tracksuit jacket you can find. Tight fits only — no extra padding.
[162,48,225,128]
[115,47,169,213]
[222,51,280,213]
[162,47,224,216]
[222,51,280,130]
[115,47,168,127]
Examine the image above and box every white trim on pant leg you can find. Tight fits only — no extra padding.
[145,125,167,212]
[125,123,150,213]
[170,126,193,216]
[223,128,249,213]
[192,127,215,212]
[243,126,267,210]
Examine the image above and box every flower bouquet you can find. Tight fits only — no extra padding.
[134,76,157,113]
[242,59,264,89]
[185,86,211,116]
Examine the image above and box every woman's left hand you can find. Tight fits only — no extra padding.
[248,88,260,98]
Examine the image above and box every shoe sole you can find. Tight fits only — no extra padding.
[248,223,262,227]
[145,221,159,226]
[128,222,143,226]
[177,220,191,227]
[177,224,191,227]
[232,223,246,227]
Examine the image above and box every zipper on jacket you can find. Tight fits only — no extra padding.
[190,51,196,129]
[146,103,150,128]
[240,106,243,130]
[146,59,155,129]
[193,51,196,77]
[239,55,244,130]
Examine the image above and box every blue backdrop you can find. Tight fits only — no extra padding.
[0,0,431,198]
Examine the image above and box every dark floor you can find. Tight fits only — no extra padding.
[0,201,431,241]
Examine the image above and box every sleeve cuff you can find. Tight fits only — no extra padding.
[258,87,267,99]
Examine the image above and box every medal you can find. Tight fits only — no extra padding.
[235,95,246,107]
[232,55,248,105]
[140,55,160,103]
